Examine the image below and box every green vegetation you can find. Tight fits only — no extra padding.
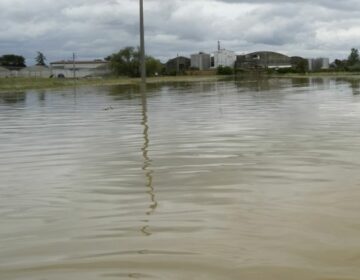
[0,54,26,68]
[35,52,47,66]
[106,46,162,77]
[291,57,308,73]
[330,48,360,72]
[217,66,234,75]
[348,48,359,66]
[346,48,360,71]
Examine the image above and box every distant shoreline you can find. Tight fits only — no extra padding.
[1,73,359,92]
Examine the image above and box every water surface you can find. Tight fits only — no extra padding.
[1,77,360,279]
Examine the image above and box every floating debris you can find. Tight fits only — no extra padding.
[104,106,114,111]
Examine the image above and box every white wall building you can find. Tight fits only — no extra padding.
[211,49,236,68]
[19,66,51,78]
[0,66,11,78]
[50,60,110,78]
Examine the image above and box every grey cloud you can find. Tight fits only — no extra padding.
[0,0,359,64]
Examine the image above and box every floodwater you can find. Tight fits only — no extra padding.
[1,77,360,280]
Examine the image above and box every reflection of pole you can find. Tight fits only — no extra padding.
[139,0,146,84]
[141,91,157,218]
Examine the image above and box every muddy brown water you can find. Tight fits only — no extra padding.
[1,77,360,279]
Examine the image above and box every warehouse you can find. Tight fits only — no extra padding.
[236,51,292,69]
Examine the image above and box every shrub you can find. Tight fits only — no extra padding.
[217,66,234,75]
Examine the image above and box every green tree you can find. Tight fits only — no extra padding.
[145,56,162,76]
[35,52,47,66]
[333,59,347,71]
[107,47,162,77]
[0,54,26,68]
[107,47,139,77]
[290,57,308,73]
[348,48,359,66]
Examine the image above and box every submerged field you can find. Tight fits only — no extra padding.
[1,72,360,92]
[0,76,222,92]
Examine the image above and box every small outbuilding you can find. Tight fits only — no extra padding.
[165,56,191,75]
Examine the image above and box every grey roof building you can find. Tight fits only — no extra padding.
[165,56,191,74]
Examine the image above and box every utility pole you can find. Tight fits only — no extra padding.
[176,53,179,75]
[139,0,146,84]
[72,53,76,79]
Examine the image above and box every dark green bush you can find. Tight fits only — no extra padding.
[217,66,234,75]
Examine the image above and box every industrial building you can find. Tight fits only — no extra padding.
[211,49,236,68]
[50,60,110,78]
[191,52,211,70]
[211,42,236,68]
[236,51,292,70]
[308,58,330,71]
[165,56,191,74]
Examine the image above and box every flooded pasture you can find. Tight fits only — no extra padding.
[1,77,360,279]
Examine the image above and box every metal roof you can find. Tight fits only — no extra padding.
[50,60,109,65]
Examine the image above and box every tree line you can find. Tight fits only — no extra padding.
[0,47,162,77]
[0,52,46,68]
[1,47,359,75]
[333,48,360,71]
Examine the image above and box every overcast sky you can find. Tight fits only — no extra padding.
[0,0,359,65]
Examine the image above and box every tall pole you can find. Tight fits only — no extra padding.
[72,53,76,79]
[139,0,146,84]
